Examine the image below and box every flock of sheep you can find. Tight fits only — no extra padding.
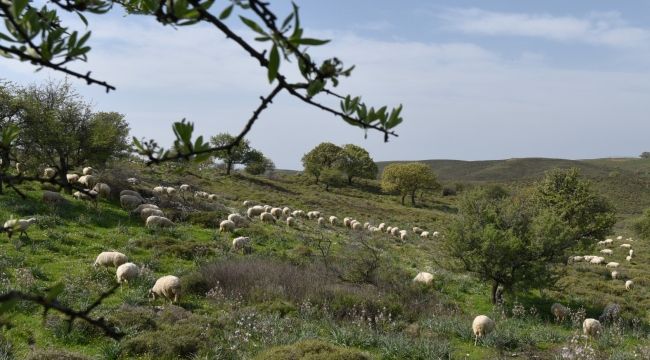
[569,235,636,291]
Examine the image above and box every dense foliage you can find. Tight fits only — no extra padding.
[380,162,439,205]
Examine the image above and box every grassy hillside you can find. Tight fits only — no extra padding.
[0,160,647,359]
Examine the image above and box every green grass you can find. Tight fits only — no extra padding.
[0,159,647,358]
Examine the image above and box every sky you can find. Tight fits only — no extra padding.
[2,1,650,169]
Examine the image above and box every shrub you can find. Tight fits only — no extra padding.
[121,317,213,358]
[25,349,91,360]
[633,209,650,239]
[441,187,456,197]
[254,339,370,360]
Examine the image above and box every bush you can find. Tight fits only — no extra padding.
[121,316,213,358]
[254,339,370,360]
[25,349,91,360]
[633,209,650,239]
[441,187,456,197]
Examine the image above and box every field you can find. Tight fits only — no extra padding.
[0,157,649,359]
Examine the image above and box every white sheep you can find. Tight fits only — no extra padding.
[363,222,370,230]
[42,191,65,205]
[551,303,569,322]
[247,206,265,218]
[600,249,613,255]
[317,217,326,226]
[286,217,295,227]
[179,184,190,192]
[625,280,633,290]
[263,205,273,213]
[116,262,139,284]
[412,227,423,235]
[66,173,79,184]
[3,218,36,238]
[390,227,400,237]
[400,230,408,241]
[386,226,393,233]
[472,315,495,346]
[194,191,209,199]
[93,183,111,199]
[94,251,128,268]
[307,211,320,220]
[378,223,386,231]
[232,236,252,253]
[126,177,139,185]
[616,235,623,240]
[166,187,177,196]
[78,174,96,188]
[291,210,305,218]
[282,207,292,217]
[583,255,595,262]
[626,256,632,262]
[420,231,430,238]
[620,244,632,249]
[606,262,620,269]
[413,272,434,285]
[82,166,94,175]
[352,222,363,231]
[583,318,602,338]
[611,271,619,279]
[432,231,440,237]
[603,238,613,244]
[243,200,255,207]
[270,207,283,219]
[590,256,605,265]
[208,194,218,201]
[43,167,56,178]
[343,217,352,228]
[219,220,236,232]
[149,275,181,304]
[228,214,246,226]
[329,216,338,226]
[120,195,143,210]
[629,249,634,257]
[140,208,164,221]
[260,212,275,223]
[73,190,98,202]
[153,186,165,196]
[145,215,174,228]
[571,256,583,262]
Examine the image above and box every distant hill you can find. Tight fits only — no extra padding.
[377,157,650,215]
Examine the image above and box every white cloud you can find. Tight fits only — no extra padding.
[439,8,650,48]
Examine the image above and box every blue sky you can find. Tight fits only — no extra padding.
[2,1,650,169]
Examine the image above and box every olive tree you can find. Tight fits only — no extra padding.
[301,142,342,183]
[337,144,378,184]
[381,162,439,205]
[244,149,275,175]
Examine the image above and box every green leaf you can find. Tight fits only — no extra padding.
[77,12,88,27]
[267,45,280,83]
[307,79,324,97]
[219,4,234,20]
[281,12,294,31]
[12,0,28,16]
[239,16,266,35]
[293,38,330,46]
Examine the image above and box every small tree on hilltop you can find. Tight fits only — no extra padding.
[640,152,650,159]
[245,149,275,175]
[337,144,378,185]
[445,186,575,304]
[381,162,439,205]
[210,133,255,175]
[301,142,342,183]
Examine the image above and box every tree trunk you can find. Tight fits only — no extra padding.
[226,161,233,175]
[0,173,3,195]
[325,183,330,191]
[411,190,417,205]
[401,194,406,205]
[59,158,71,194]
[348,176,353,185]
[314,175,319,184]
[491,282,500,304]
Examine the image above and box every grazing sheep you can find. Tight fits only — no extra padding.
[78,174,97,188]
[247,206,265,218]
[43,167,56,178]
[626,256,632,262]
[291,210,305,218]
[179,184,190,192]
[93,183,111,198]
[629,249,634,257]
[166,187,177,196]
[42,191,65,205]
[390,227,400,237]
[386,226,393,233]
[625,280,634,290]
[369,226,381,232]
[412,227,423,235]
[73,190,98,202]
[583,318,602,338]
[352,222,363,231]
[286,217,295,227]
[116,263,139,284]
[597,240,606,246]
[600,249,613,255]
[378,223,386,231]
[219,220,236,233]
[413,272,434,285]
[307,211,320,220]
[620,244,632,249]
[611,271,619,279]
[616,235,623,240]
[329,216,338,226]
[194,191,209,199]
[590,257,605,265]
[606,262,620,269]
[270,207,283,219]
[232,236,252,253]
[420,231,430,238]
[132,203,159,215]
[260,212,275,223]
[120,195,143,210]
[400,230,408,241]
[571,256,584,262]
[551,303,569,323]
[145,215,174,229]
[282,207,292,217]
[263,205,272,213]
[126,177,139,185]
[120,190,143,200]
[472,315,495,346]
[82,166,93,175]
[149,275,181,304]
[432,231,440,237]
[363,222,370,230]
[243,200,255,207]
[603,238,613,244]
[153,186,165,196]
[228,214,246,226]
[583,255,595,262]
[94,251,128,268]
[208,194,219,201]
[343,217,352,228]
[599,303,621,324]
[66,173,79,184]
[140,208,164,221]
[3,218,36,239]
[317,217,326,226]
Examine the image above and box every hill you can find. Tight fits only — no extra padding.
[0,160,647,359]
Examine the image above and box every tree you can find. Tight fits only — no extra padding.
[15,80,129,190]
[381,163,439,205]
[532,168,615,248]
[445,186,575,304]
[641,152,650,159]
[301,143,342,183]
[0,83,20,194]
[320,167,345,191]
[210,133,255,175]
[0,1,403,164]
[337,144,378,184]
[244,150,275,175]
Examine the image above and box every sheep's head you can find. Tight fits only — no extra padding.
[148,289,156,300]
